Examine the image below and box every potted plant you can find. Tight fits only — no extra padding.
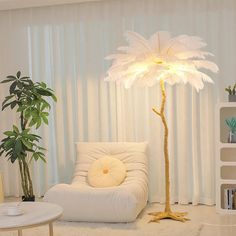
[226,117,236,143]
[225,83,236,102]
[0,71,56,201]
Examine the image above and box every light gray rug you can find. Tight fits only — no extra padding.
[1,204,236,236]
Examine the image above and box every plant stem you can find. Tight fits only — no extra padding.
[19,111,33,198]
[24,158,33,196]
[20,111,28,130]
[18,159,27,197]
[20,112,25,130]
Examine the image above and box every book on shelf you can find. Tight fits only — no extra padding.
[234,192,236,209]
[224,188,236,210]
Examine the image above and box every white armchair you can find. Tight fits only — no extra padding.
[44,142,148,222]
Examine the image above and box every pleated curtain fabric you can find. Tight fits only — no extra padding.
[0,172,4,203]
[0,0,234,205]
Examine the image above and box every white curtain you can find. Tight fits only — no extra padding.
[0,0,235,205]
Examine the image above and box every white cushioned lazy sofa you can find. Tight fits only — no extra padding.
[44,142,148,222]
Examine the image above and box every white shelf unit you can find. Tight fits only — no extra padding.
[216,102,236,214]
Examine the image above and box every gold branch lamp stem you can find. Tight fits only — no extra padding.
[148,80,189,223]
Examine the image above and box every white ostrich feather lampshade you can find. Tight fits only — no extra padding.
[105,31,218,90]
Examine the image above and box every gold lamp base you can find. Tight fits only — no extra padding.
[148,211,189,223]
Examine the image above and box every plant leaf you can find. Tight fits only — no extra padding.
[6,75,17,80]
[16,71,21,78]
[10,101,17,109]
[15,139,22,154]
[36,88,53,96]
[2,101,13,111]
[13,125,19,133]
[41,114,48,125]
[9,81,17,94]
[2,95,15,106]
[4,131,15,136]
[1,78,15,83]
[21,139,33,149]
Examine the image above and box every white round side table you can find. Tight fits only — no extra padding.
[0,202,63,236]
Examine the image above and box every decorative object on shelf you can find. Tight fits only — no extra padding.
[225,83,236,102]
[234,192,236,210]
[224,188,236,210]
[0,71,57,201]
[0,172,4,203]
[225,117,236,143]
[105,31,218,222]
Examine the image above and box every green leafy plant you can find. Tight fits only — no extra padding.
[0,71,56,200]
[225,83,236,95]
[225,117,236,133]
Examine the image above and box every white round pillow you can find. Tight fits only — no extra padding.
[87,156,126,188]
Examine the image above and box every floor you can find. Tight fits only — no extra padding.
[1,200,236,236]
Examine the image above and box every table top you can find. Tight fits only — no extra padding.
[0,202,63,230]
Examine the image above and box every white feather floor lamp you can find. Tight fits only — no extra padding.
[104,31,218,222]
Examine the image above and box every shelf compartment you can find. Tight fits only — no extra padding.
[220,184,236,210]
[221,166,236,179]
[220,148,236,162]
[220,107,236,143]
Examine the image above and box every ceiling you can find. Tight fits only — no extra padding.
[0,0,103,11]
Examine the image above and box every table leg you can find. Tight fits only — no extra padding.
[49,222,53,236]
[18,229,23,236]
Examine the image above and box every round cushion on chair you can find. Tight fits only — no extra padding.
[87,156,126,188]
